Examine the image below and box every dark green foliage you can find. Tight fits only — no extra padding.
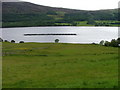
[99,40,104,45]
[87,14,95,24]
[3,14,54,22]
[2,13,55,27]
[92,42,97,45]
[95,21,119,26]
[71,22,77,26]
[90,10,118,20]
[104,41,111,46]
[87,18,95,25]
[110,39,118,47]
[117,38,120,44]
[63,12,88,23]
[46,11,57,15]
[19,41,24,43]
[95,22,110,26]
[2,2,119,27]
[0,38,3,42]
[55,39,59,43]
[11,40,15,43]
[4,40,9,42]
[104,38,119,47]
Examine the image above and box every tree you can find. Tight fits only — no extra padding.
[104,41,110,46]
[46,11,57,15]
[99,40,104,45]
[92,42,97,45]
[11,40,15,43]
[87,13,95,24]
[0,38,3,42]
[71,22,77,26]
[55,39,59,43]
[4,40,9,42]
[103,38,119,47]
[110,39,118,47]
[19,41,24,43]
[117,38,120,44]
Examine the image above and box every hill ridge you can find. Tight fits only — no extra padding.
[2,1,119,27]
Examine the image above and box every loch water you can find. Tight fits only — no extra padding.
[1,26,118,44]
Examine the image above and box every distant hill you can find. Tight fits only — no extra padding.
[2,1,87,14]
[2,1,119,27]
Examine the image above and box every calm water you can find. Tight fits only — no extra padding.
[1,26,118,43]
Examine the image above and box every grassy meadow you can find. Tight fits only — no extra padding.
[2,42,118,88]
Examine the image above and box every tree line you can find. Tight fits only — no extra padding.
[99,38,120,47]
[2,9,119,27]
[0,38,24,43]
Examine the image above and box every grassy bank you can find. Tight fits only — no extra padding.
[2,42,118,88]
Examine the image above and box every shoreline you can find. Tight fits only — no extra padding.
[1,25,119,28]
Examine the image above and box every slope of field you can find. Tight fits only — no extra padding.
[2,42,118,88]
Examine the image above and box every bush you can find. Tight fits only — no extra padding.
[55,39,59,43]
[99,40,104,45]
[117,38,120,44]
[92,42,97,45]
[0,38,3,42]
[4,40,9,42]
[104,41,110,46]
[103,38,120,47]
[110,39,118,47]
[11,40,15,43]
[19,41,24,43]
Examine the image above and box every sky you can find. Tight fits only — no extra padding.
[2,0,120,10]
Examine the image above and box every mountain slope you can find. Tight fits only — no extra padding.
[2,2,119,27]
[2,2,86,14]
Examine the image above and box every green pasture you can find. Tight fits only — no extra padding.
[2,42,118,88]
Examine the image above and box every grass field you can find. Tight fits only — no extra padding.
[3,20,119,28]
[2,42,118,88]
[54,20,119,27]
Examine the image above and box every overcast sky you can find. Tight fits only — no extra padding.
[3,0,120,10]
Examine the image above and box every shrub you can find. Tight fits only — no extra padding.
[0,38,3,42]
[4,40,9,42]
[92,42,97,45]
[55,39,59,43]
[99,40,104,45]
[104,41,110,46]
[103,38,120,47]
[19,41,24,43]
[110,39,118,47]
[117,38,120,44]
[11,40,15,43]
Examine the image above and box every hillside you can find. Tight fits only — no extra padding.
[2,1,119,27]
[2,2,86,14]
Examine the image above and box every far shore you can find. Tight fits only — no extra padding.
[1,25,119,28]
